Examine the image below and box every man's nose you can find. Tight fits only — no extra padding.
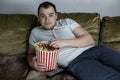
[45,16,49,21]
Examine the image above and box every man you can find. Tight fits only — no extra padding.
[27,1,120,80]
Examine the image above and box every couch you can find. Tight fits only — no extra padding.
[0,13,120,80]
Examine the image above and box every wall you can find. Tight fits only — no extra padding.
[0,0,120,18]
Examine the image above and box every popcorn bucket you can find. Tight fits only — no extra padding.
[34,42,58,71]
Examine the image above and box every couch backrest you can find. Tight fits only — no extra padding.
[100,16,120,52]
[0,14,37,55]
[0,13,101,55]
[57,12,101,44]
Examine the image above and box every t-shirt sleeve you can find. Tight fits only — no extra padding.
[29,29,36,46]
[66,18,81,30]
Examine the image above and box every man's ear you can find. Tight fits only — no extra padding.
[38,16,39,21]
[55,13,58,20]
[37,17,41,25]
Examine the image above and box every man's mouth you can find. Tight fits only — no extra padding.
[45,22,51,25]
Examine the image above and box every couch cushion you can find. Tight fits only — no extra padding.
[0,14,37,55]
[26,69,76,80]
[0,55,29,80]
[57,13,100,44]
[100,16,120,52]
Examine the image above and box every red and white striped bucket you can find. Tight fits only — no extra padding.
[36,50,58,71]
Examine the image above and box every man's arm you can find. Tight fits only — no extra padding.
[27,44,47,72]
[69,26,95,47]
[49,26,95,48]
[27,44,36,68]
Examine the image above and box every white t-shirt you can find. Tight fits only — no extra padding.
[29,18,94,67]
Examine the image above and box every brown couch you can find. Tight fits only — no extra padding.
[0,13,120,80]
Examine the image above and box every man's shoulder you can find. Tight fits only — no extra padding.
[31,26,42,33]
[58,18,73,22]
[57,18,75,26]
[32,26,42,30]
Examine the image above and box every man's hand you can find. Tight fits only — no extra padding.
[32,56,47,72]
[48,38,68,48]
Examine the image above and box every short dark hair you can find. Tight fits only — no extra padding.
[38,1,57,15]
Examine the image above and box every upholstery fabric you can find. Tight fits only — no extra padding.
[100,16,120,52]
[57,13,101,44]
[0,55,29,80]
[26,69,76,80]
[0,14,37,55]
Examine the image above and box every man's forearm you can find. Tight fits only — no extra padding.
[66,35,95,48]
[27,54,35,68]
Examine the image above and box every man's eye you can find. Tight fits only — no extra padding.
[41,16,44,18]
[49,15,54,17]
[40,16,45,18]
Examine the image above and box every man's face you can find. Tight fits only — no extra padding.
[38,6,58,30]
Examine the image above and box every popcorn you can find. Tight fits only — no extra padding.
[34,42,57,51]
[34,41,58,71]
